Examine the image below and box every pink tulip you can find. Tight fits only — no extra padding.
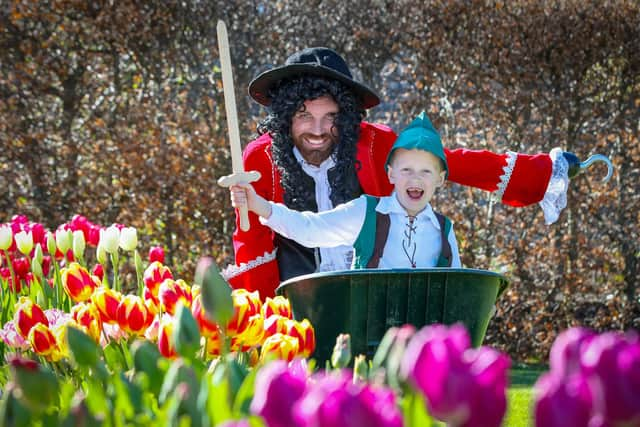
[148,246,165,264]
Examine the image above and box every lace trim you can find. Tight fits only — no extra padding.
[221,249,278,280]
[492,151,518,203]
[539,147,569,224]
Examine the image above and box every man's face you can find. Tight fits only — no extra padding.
[387,148,445,216]
[291,95,339,166]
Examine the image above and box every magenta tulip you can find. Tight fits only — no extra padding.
[251,360,307,427]
[534,371,593,427]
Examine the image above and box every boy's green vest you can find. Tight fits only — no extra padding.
[352,195,452,269]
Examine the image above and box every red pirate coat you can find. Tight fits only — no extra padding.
[224,121,552,299]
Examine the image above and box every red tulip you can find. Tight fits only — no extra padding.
[285,318,316,358]
[262,296,292,320]
[116,295,153,335]
[260,333,299,363]
[71,302,103,342]
[28,323,59,359]
[157,314,177,359]
[158,278,192,315]
[143,261,173,301]
[226,289,262,337]
[91,287,122,323]
[148,246,165,264]
[61,262,100,302]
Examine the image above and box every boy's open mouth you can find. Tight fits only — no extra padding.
[406,188,424,200]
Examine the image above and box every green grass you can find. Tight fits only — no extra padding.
[503,365,547,427]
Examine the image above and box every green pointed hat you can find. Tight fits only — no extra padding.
[385,111,448,177]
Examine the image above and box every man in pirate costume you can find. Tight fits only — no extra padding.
[222,47,574,298]
[230,111,461,271]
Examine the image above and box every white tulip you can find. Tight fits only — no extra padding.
[73,230,86,259]
[100,225,120,254]
[55,229,72,254]
[119,227,138,252]
[0,226,12,251]
[15,230,33,255]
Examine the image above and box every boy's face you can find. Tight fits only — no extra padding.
[387,148,446,216]
[291,95,339,166]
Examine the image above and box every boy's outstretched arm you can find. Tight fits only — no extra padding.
[230,183,272,219]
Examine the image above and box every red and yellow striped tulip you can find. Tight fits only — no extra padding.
[143,287,160,315]
[91,287,122,323]
[158,278,192,315]
[226,289,262,337]
[231,313,264,351]
[263,314,290,339]
[143,261,173,301]
[261,296,292,320]
[157,314,177,359]
[14,296,49,339]
[205,328,224,359]
[61,262,100,302]
[116,295,153,335]
[71,302,102,342]
[286,318,316,358]
[191,294,219,338]
[28,323,60,360]
[260,333,299,363]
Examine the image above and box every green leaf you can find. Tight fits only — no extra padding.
[66,326,103,367]
[401,390,436,427]
[194,257,234,326]
[232,365,258,416]
[173,304,201,360]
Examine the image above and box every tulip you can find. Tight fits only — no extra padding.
[119,227,138,251]
[15,230,33,255]
[143,261,174,301]
[148,245,165,263]
[96,241,107,265]
[61,262,100,302]
[262,296,292,320]
[205,327,224,358]
[263,314,289,340]
[158,278,192,315]
[260,333,299,363]
[116,294,153,335]
[0,320,30,350]
[46,231,56,256]
[157,314,177,358]
[143,286,160,315]
[331,333,352,369]
[0,225,12,250]
[217,420,250,427]
[92,263,104,280]
[55,229,72,254]
[144,315,161,342]
[71,302,103,342]
[232,313,264,350]
[87,225,101,246]
[293,371,403,427]
[72,230,86,259]
[580,331,640,425]
[226,289,262,337]
[534,372,593,427]
[250,360,308,427]
[285,318,315,358]
[91,286,122,323]
[549,327,595,378]
[400,323,510,427]
[191,294,219,338]
[14,296,49,339]
[100,225,120,254]
[28,323,60,359]
[195,256,234,326]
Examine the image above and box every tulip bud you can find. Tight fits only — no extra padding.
[100,225,120,254]
[14,296,49,339]
[148,246,165,264]
[173,303,201,359]
[30,256,43,278]
[119,227,138,252]
[15,230,33,256]
[61,262,99,302]
[331,333,352,369]
[55,229,72,254]
[96,241,107,265]
[0,225,12,251]
[46,231,57,256]
[33,244,43,265]
[260,333,299,363]
[353,354,369,382]
[72,230,86,259]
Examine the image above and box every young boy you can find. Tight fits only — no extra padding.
[230,112,461,269]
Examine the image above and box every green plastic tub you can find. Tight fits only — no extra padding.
[276,268,509,363]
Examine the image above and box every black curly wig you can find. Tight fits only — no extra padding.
[257,76,366,212]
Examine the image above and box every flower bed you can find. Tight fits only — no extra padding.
[1,215,639,426]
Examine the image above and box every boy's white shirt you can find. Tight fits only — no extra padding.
[261,191,462,269]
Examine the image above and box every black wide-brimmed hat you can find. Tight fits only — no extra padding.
[248,47,381,109]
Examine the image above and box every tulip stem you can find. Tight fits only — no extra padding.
[2,250,17,297]
[111,252,120,292]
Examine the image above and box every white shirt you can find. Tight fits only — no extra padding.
[261,192,461,269]
[293,147,354,271]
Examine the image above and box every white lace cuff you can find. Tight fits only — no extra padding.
[221,249,278,280]
[539,147,568,224]
[491,151,517,203]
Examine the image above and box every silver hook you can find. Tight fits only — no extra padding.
[580,154,614,183]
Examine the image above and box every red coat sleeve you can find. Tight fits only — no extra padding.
[225,135,281,299]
